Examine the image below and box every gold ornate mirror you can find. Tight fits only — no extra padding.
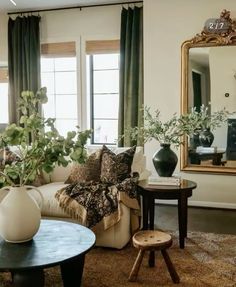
[180,9,236,174]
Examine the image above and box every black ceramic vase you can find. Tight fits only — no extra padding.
[152,144,178,177]
[199,128,214,147]
[189,132,200,149]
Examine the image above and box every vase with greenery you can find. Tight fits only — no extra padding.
[179,105,230,148]
[0,87,91,243]
[124,107,186,177]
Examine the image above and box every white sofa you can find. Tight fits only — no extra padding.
[34,146,150,249]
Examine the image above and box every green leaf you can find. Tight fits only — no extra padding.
[42,163,54,173]
[58,156,69,167]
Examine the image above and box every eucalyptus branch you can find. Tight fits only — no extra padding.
[22,165,37,186]
[0,87,91,187]
[22,152,45,186]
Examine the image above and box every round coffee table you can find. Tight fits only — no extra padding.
[0,219,96,287]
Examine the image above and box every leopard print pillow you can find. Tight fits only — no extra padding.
[65,148,102,184]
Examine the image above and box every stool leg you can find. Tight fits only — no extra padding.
[148,250,155,267]
[128,250,145,282]
[161,249,180,284]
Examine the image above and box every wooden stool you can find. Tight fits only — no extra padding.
[129,230,180,283]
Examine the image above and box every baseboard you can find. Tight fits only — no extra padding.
[155,199,236,210]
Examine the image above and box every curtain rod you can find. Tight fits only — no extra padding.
[7,1,143,15]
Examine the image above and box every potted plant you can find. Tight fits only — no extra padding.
[0,87,91,243]
[180,105,229,148]
[124,107,186,177]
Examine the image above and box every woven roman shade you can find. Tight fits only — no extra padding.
[0,68,8,83]
[41,42,76,57]
[86,40,120,54]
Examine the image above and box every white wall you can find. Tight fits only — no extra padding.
[209,47,236,113]
[144,0,236,208]
[40,6,121,40]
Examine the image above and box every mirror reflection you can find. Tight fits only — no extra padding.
[188,46,236,168]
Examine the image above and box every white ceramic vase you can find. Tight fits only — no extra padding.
[0,185,43,243]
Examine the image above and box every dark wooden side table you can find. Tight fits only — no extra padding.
[0,219,96,287]
[138,179,197,266]
[189,149,225,165]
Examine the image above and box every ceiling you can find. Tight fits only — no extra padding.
[1,0,140,13]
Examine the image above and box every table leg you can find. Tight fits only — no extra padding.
[149,197,155,230]
[142,195,149,230]
[60,255,85,287]
[148,197,155,267]
[12,269,44,287]
[178,193,188,248]
[148,250,155,268]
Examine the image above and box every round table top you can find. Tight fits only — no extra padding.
[0,219,96,271]
[138,179,197,192]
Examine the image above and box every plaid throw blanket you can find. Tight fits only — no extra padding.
[55,174,140,233]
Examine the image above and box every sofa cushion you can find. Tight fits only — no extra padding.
[102,146,151,180]
[100,145,136,184]
[30,182,71,218]
[45,163,72,183]
[65,148,102,184]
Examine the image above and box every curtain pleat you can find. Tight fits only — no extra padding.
[118,7,143,147]
[8,16,41,124]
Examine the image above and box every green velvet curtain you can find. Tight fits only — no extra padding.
[192,71,202,112]
[8,16,41,124]
[118,6,144,147]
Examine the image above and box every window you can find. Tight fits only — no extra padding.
[41,42,77,137]
[0,68,8,124]
[86,40,120,145]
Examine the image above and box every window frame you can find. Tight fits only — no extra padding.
[40,42,78,136]
[86,40,120,145]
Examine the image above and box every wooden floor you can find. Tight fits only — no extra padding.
[155,204,236,235]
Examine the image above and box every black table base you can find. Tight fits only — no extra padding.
[138,179,197,267]
[12,269,45,287]
[60,255,85,287]
[11,255,85,287]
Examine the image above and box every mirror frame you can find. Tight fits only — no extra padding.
[180,9,236,175]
